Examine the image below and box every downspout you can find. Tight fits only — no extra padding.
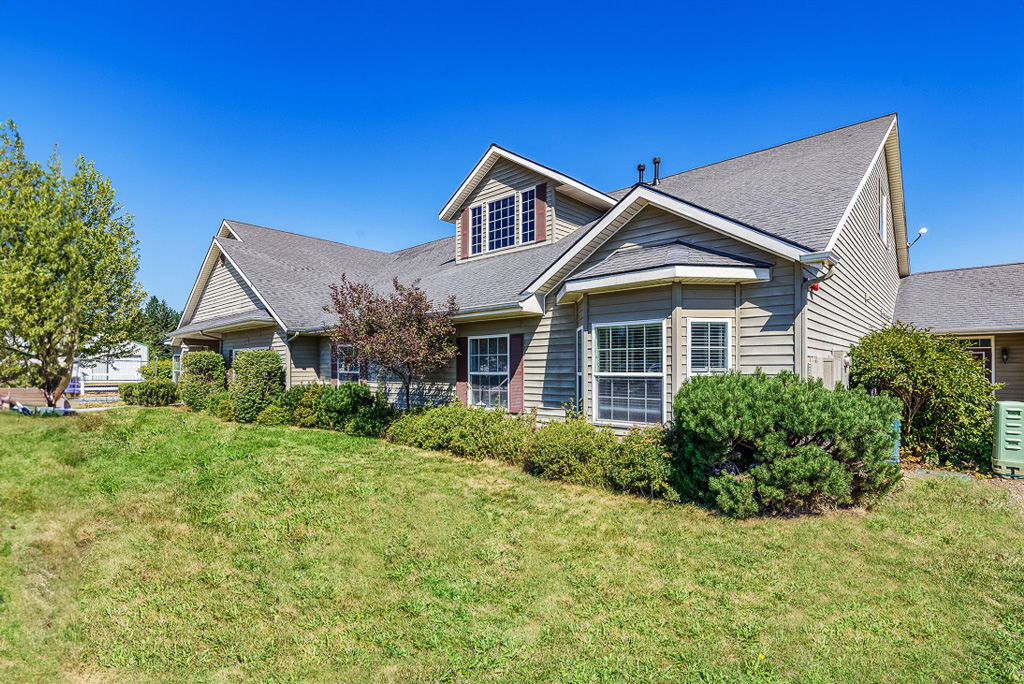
[805,262,836,290]
[285,330,299,388]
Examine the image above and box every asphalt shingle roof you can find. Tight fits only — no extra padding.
[180,115,898,331]
[894,263,1024,333]
[170,309,276,337]
[608,114,896,251]
[569,240,771,280]
[218,220,594,330]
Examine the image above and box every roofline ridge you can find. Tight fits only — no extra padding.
[904,261,1024,277]
[222,219,392,256]
[609,112,898,192]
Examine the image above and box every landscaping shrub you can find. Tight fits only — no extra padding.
[670,371,901,518]
[138,359,173,381]
[178,351,226,411]
[527,418,616,486]
[206,391,234,422]
[122,379,177,406]
[289,382,375,430]
[229,350,283,423]
[345,404,394,438]
[256,404,291,426]
[385,402,533,463]
[272,384,312,424]
[849,323,998,467]
[604,425,679,501]
[118,383,135,404]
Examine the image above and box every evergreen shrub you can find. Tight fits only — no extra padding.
[670,371,901,518]
[527,418,616,486]
[229,350,283,423]
[139,359,173,381]
[385,402,533,463]
[178,351,226,411]
[256,404,291,426]
[604,425,679,501]
[120,379,177,406]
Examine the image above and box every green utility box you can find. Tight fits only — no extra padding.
[992,401,1024,477]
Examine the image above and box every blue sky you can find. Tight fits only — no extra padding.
[2,1,1022,308]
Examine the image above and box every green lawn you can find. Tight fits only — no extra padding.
[0,409,1022,683]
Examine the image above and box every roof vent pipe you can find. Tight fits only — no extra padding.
[637,163,646,185]
[652,157,661,185]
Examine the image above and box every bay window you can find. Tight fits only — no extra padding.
[593,321,664,424]
[469,335,509,408]
[688,319,731,376]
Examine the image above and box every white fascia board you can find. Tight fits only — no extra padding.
[557,265,771,303]
[218,220,242,241]
[451,296,546,322]
[527,185,805,296]
[439,144,614,222]
[799,251,838,265]
[216,245,289,332]
[824,117,897,254]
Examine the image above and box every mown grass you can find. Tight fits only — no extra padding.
[0,408,1022,683]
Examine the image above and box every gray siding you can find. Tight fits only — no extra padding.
[191,259,263,322]
[455,158,554,263]
[220,327,287,369]
[553,190,603,240]
[994,333,1024,402]
[805,152,900,369]
[574,206,798,377]
[289,336,322,385]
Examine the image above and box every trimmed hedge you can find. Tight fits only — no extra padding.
[604,425,679,501]
[229,350,283,423]
[527,418,616,486]
[178,351,226,411]
[119,379,177,406]
[139,359,173,381]
[386,402,533,464]
[669,371,901,518]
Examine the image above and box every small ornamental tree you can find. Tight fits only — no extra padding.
[325,275,459,410]
[849,322,999,465]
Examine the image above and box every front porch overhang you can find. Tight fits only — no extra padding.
[166,309,278,346]
[556,264,771,304]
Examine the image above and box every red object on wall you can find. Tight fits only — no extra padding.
[455,337,468,404]
[508,333,524,413]
[535,183,547,242]
[810,282,820,291]
[460,207,470,259]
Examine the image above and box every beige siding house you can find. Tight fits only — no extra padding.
[168,114,925,425]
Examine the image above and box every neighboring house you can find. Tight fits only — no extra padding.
[167,114,910,426]
[895,262,1024,402]
[71,341,149,393]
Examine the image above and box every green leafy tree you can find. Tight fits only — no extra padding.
[0,120,145,404]
[849,322,998,465]
[128,296,181,360]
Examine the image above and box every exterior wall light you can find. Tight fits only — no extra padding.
[1002,347,1009,363]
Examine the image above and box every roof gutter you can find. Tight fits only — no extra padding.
[451,294,545,322]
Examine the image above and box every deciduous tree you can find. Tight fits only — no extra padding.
[325,275,458,410]
[0,120,145,405]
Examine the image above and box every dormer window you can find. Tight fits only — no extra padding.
[521,188,536,243]
[488,196,516,250]
[470,206,483,255]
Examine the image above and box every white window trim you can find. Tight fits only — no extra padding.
[230,347,262,362]
[961,336,997,384]
[686,318,733,379]
[575,326,584,409]
[590,318,668,426]
[520,187,537,245]
[467,333,511,409]
[486,195,517,253]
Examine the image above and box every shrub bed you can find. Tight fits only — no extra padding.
[386,402,533,464]
[670,371,901,518]
[229,350,283,423]
[527,417,615,486]
[178,351,226,411]
[139,359,173,381]
[119,379,177,406]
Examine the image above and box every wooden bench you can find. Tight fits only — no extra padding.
[0,387,50,408]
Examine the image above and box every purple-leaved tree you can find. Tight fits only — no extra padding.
[324,275,459,409]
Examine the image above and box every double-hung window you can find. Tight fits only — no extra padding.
[469,335,509,408]
[593,322,664,424]
[688,319,730,376]
[488,196,515,251]
[520,188,536,243]
[470,206,483,255]
[335,344,360,384]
